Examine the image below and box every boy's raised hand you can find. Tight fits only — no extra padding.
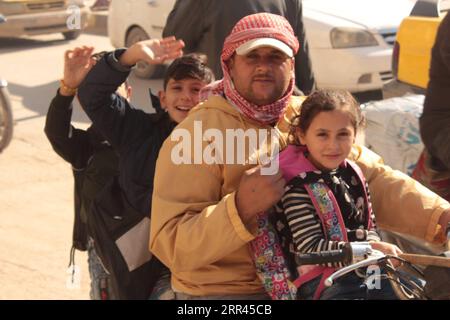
[119,36,185,67]
[63,46,96,90]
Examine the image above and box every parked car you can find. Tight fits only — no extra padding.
[0,0,89,40]
[392,0,449,92]
[108,0,175,77]
[108,0,414,95]
[302,0,416,95]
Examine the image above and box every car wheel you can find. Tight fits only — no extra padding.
[62,30,82,41]
[125,27,156,78]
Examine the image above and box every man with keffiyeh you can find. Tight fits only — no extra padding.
[150,13,450,299]
[163,0,315,95]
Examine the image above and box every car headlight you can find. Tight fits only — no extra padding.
[330,28,378,48]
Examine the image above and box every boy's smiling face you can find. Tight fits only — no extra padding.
[159,78,207,124]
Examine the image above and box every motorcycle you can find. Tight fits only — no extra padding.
[296,223,450,300]
[0,14,14,153]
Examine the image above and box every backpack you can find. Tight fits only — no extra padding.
[87,177,165,300]
[71,143,118,252]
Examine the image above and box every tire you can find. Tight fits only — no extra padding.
[125,27,156,78]
[0,85,13,153]
[63,30,82,41]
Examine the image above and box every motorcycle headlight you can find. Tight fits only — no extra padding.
[330,28,378,48]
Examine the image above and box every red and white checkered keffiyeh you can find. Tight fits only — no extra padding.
[202,13,299,125]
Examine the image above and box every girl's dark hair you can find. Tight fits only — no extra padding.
[289,89,364,145]
[163,53,215,89]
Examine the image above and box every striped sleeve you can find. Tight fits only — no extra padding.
[281,185,347,268]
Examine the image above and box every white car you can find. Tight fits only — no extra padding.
[303,0,416,93]
[108,0,415,93]
[108,0,175,77]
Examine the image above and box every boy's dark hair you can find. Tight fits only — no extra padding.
[163,53,214,90]
[289,89,364,145]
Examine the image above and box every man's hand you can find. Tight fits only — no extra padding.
[119,36,185,67]
[62,46,96,93]
[370,241,403,267]
[235,165,286,226]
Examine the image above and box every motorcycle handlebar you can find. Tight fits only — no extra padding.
[295,243,353,266]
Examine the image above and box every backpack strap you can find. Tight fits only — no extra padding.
[304,183,348,242]
[250,212,297,300]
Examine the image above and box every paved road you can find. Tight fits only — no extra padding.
[0,31,163,299]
